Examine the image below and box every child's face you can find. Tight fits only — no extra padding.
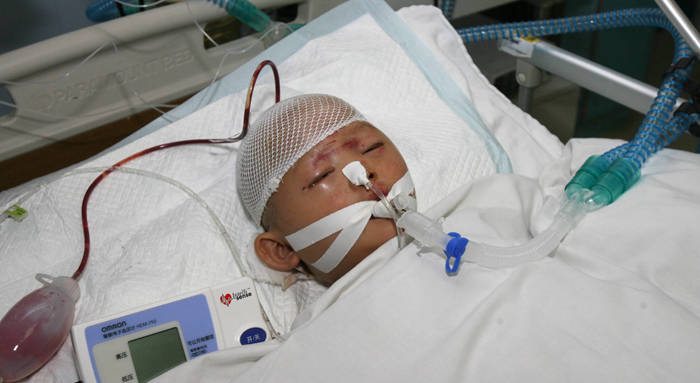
[257,121,409,284]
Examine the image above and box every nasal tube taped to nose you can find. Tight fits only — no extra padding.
[289,162,423,275]
[342,161,371,188]
[342,161,405,248]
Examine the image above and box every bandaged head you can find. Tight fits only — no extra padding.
[237,93,416,276]
[237,94,367,224]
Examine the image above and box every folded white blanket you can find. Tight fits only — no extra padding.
[156,138,700,382]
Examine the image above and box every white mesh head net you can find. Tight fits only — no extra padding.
[236,94,367,225]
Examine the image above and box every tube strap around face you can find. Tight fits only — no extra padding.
[285,170,416,274]
[285,201,375,273]
[286,201,375,252]
[311,203,374,273]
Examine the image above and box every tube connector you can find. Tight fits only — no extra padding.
[555,189,590,228]
[590,157,641,206]
[565,155,611,200]
[396,210,469,274]
[397,210,451,249]
[445,233,469,273]
[224,0,271,32]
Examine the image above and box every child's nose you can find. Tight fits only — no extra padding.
[362,162,378,181]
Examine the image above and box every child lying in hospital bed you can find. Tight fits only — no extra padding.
[238,93,410,285]
[156,87,700,383]
[152,4,700,382]
[3,1,700,381]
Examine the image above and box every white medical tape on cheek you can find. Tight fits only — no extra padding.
[285,201,375,251]
[285,201,375,274]
[284,163,416,274]
[311,208,373,273]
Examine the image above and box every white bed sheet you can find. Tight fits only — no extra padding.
[158,137,700,383]
[275,140,700,382]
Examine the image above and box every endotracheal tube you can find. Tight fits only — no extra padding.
[347,157,608,273]
[369,178,596,274]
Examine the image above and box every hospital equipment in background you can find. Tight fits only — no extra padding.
[0,57,280,382]
[87,0,279,34]
[0,0,342,163]
[87,0,159,22]
[355,1,700,273]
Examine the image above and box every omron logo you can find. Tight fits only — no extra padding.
[102,321,127,333]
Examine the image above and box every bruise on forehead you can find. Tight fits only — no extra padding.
[255,96,362,230]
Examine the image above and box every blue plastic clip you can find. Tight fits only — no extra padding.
[444,232,469,274]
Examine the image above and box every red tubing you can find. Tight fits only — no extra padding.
[71,60,281,280]
[243,60,280,134]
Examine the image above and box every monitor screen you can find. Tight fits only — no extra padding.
[128,327,187,382]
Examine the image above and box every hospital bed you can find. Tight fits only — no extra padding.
[2,0,700,382]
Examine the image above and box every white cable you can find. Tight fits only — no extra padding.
[2,166,247,277]
[2,165,284,340]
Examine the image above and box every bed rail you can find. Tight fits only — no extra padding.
[0,0,342,162]
[503,39,682,114]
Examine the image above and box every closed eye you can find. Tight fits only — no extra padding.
[363,142,383,154]
[309,170,333,188]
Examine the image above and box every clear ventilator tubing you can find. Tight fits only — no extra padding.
[461,218,571,269]
[463,190,591,269]
[398,190,594,272]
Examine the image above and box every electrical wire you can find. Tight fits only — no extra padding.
[72,60,280,281]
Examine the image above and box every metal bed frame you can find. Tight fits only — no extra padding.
[0,0,342,162]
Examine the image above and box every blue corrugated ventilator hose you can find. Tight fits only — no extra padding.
[455,8,696,206]
[399,7,699,272]
[87,0,271,32]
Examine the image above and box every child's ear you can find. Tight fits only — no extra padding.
[254,231,300,271]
